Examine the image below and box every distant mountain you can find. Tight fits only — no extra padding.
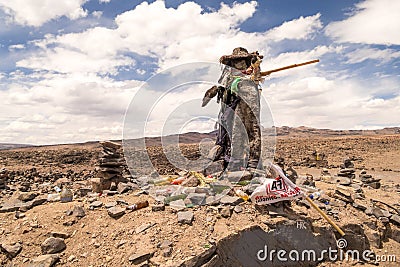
[274,126,400,136]
[2,126,399,151]
[0,143,34,150]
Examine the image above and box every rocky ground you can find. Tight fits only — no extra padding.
[0,131,399,266]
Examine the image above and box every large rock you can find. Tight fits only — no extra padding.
[41,237,66,254]
[29,254,59,267]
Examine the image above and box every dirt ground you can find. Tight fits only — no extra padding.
[0,133,399,266]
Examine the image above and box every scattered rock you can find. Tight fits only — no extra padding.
[233,205,243,213]
[186,192,206,205]
[105,201,117,209]
[177,211,194,225]
[48,231,70,239]
[169,199,186,211]
[152,203,165,212]
[219,196,243,206]
[1,242,22,258]
[390,214,400,226]
[18,192,38,202]
[117,182,130,194]
[128,251,154,264]
[107,206,125,218]
[72,205,86,218]
[135,222,155,234]
[29,254,59,267]
[89,201,103,208]
[41,237,66,254]
[220,206,232,218]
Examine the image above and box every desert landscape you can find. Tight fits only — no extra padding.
[0,127,399,266]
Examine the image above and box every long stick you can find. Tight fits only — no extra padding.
[261,59,320,76]
[305,196,345,236]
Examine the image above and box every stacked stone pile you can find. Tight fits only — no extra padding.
[91,141,127,192]
[359,169,381,189]
[0,168,8,189]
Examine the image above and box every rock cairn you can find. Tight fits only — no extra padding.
[91,141,126,192]
[336,158,355,185]
[0,168,7,189]
[359,169,381,189]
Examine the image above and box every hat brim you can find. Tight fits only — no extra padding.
[219,54,253,65]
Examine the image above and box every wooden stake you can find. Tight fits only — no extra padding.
[305,196,345,236]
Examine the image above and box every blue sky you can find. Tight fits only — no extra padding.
[0,0,399,144]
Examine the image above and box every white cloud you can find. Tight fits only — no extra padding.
[345,47,400,64]
[0,0,88,27]
[92,11,103,19]
[18,1,323,74]
[8,44,25,51]
[99,0,111,3]
[325,0,400,45]
[265,75,400,129]
[265,13,322,42]
[0,72,141,144]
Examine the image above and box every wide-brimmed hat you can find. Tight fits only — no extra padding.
[219,47,263,66]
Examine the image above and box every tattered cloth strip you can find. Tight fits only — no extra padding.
[250,164,304,205]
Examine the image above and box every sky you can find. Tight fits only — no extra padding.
[0,0,399,145]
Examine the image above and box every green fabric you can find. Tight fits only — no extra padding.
[230,77,241,94]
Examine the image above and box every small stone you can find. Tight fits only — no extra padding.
[104,201,117,209]
[18,192,38,202]
[1,242,22,258]
[390,214,400,226]
[352,202,367,211]
[220,196,243,206]
[169,199,186,211]
[371,207,384,218]
[233,205,243,213]
[30,254,59,267]
[205,196,219,206]
[65,210,73,216]
[15,211,26,219]
[338,177,351,186]
[72,206,86,218]
[177,211,194,225]
[128,251,154,264]
[162,247,173,257]
[368,182,381,189]
[152,203,165,212]
[135,222,154,234]
[107,206,125,218]
[381,209,391,218]
[186,193,206,206]
[117,183,130,194]
[89,201,103,208]
[68,255,76,262]
[220,206,232,218]
[41,237,66,254]
[49,231,70,239]
[159,240,173,249]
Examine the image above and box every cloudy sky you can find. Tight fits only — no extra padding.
[0,0,399,145]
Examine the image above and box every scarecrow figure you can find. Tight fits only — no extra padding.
[202,47,264,172]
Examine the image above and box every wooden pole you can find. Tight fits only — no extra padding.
[261,59,320,76]
[305,196,345,236]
